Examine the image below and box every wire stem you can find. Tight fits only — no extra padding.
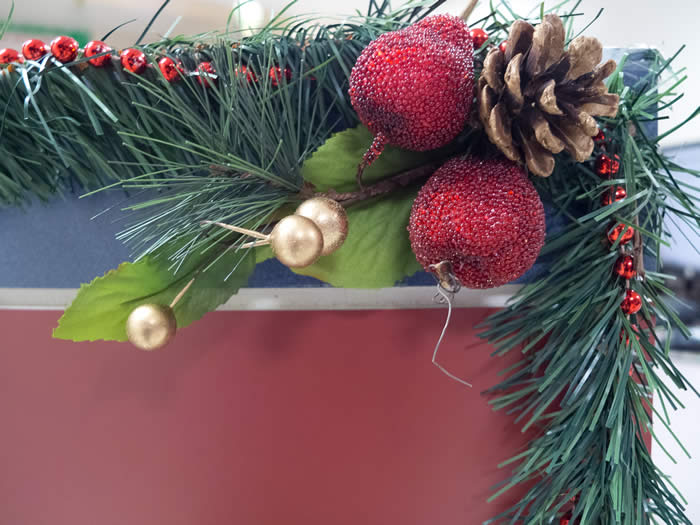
[201,221,269,240]
[170,277,195,308]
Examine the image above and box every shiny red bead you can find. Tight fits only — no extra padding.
[595,153,620,177]
[22,39,48,61]
[50,36,79,63]
[499,41,508,53]
[235,64,257,83]
[469,28,489,48]
[84,41,112,67]
[158,56,183,82]
[608,223,635,245]
[621,289,643,315]
[197,61,217,86]
[120,48,148,74]
[614,255,636,279]
[0,48,23,64]
[269,66,292,87]
[601,186,627,206]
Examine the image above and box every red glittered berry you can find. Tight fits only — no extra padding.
[411,14,474,49]
[22,39,48,61]
[595,153,620,177]
[197,62,217,87]
[158,56,183,82]
[0,48,23,64]
[601,186,626,206]
[593,129,606,143]
[269,66,291,87]
[408,156,546,289]
[608,223,635,245]
[614,255,636,279]
[621,289,643,315]
[349,15,473,157]
[50,36,79,63]
[120,48,148,74]
[469,28,489,48]
[84,41,112,67]
[499,41,507,53]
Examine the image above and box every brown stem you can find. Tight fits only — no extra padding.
[460,0,479,21]
[209,164,254,180]
[633,215,645,279]
[302,162,441,206]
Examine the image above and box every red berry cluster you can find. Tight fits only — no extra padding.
[1,37,296,91]
[408,156,546,289]
[595,131,643,316]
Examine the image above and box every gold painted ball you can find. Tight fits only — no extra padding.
[295,197,349,256]
[126,304,177,351]
[270,215,324,268]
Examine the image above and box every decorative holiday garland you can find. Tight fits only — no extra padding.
[1,1,699,522]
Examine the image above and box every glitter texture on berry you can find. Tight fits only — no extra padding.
[408,157,546,289]
[348,15,474,154]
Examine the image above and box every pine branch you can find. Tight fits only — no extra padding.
[480,33,700,525]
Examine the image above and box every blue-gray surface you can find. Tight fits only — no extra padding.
[0,49,659,289]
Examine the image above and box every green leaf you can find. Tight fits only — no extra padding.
[301,125,432,192]
[53,241,255,342]
[292,187,422,288]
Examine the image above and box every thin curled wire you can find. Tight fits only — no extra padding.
[431,282,472,388]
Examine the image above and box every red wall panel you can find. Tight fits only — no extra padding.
[0,309,531,524]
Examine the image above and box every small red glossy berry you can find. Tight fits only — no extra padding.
[469,28,489,48]
[158,56,183,82]
[621,289,643,315]
[120,48,148,74]
[601,186,627,206]
[614,255,636,279]
[0,48,23,64]
[595,153,620,177]
[22,39,48,61]
[84,41,112,67]
[408,156,545,289]
[236,64,257,83]
[608,223,635,245]
[499,41,508,53]
[50,36,79,63]
[197,61,217,86]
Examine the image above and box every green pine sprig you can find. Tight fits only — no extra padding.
[478,9,700,522]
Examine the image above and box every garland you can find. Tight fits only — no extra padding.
[1,1,699,523]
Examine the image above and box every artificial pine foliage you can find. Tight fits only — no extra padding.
[2,1,700,523]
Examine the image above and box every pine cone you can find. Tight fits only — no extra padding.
[477,14,619,177]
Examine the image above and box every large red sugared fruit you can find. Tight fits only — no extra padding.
[408,156,546,289]
[348,15,474,152]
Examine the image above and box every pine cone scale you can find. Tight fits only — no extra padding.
[567,36,603,80]
[504,54,525,110]
[505,20,534,62]
[483,48,505,92]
